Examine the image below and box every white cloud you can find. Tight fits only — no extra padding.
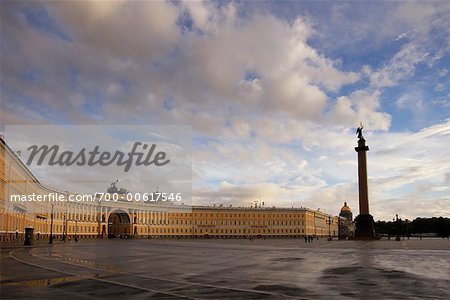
[438,68,448,77]
[396,91,424,111]
[432,98,450,108]
[332,90,391,131]
[366,44,428,88]
[192,119,450,220]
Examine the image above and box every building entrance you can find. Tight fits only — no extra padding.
[108,210,131,238]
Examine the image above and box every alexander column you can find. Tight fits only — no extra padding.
[354,123,375,239]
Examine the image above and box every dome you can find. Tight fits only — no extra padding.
[340,202,351,213]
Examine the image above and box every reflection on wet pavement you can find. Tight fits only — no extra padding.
[1,276,85,288]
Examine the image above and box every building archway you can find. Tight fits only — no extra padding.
[108,210,131,238]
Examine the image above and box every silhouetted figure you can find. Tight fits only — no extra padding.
[356,122,365,140]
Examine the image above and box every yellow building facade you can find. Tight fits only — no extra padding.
[1,138,338,242]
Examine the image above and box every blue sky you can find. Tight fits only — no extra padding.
[1,1,449,220]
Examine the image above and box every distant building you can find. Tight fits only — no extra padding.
[338,202,355,239]
[0,138,338,241]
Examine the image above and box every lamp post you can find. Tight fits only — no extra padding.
[313,210,316,238]
[326,216,333,241]
[405,219,410,240]
[75,220,78,242]
[338,217,342,240]
[97,199,103,239]
[62,212,67,242]
[49,203,54,244]
[395,214,401,241]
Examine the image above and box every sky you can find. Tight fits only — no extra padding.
[1,0,449,220]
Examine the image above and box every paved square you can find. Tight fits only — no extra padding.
[1,239,449,299]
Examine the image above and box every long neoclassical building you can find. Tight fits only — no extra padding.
[1,137,339,242]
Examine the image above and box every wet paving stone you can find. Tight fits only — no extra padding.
[1,239,449,299]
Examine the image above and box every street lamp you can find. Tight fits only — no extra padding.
[75,220,78,242]
[313,210,316,238]
[405,219,410,240]
[326,215,333,241]
[49,203,54,244]
[338,217,342,240]
[62,197,68,242]
[62,212,67,242]
[395,214,401,241]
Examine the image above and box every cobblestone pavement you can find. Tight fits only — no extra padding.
[1,238,449,299]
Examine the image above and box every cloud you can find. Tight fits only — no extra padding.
[365,44,428,89]
[386,2,450,38]
[194,181,284,207]
[438,68,448,77]
[192,119,450,220]
[1,1,449,220]
[332,90,391,131]
[1,1,364,134]
[432,98,450,108]
[49,1,181,59]
[396,90,424,111]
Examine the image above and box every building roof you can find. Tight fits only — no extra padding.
[340,202,352,213]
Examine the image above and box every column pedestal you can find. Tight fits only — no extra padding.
[354,214,375,239]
